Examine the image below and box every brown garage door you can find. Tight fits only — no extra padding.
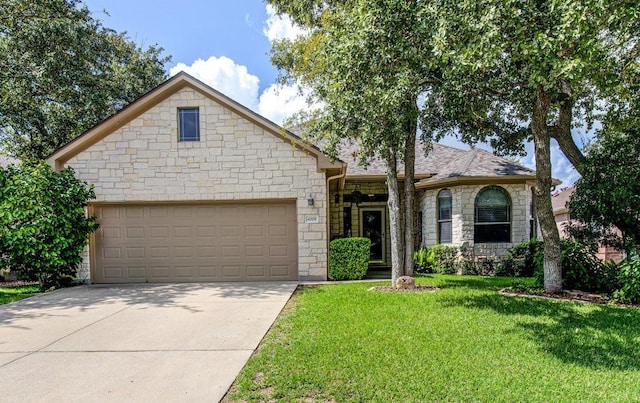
[92,202,298,283]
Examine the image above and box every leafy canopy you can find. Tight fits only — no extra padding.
[0,0,170,161]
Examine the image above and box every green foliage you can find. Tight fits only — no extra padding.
[0,0,170,161]
[429,245,459,274]
[497,239,544,277]
[533,239,611,292]
[613,255,640,304]
[414,245,459,274]
[413,247,435,273]
[0,162,98,289]
[568,130,640,252]
[328,237,371,280]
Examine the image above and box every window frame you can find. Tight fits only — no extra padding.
[178,107,200,142]
[437,189,453,244]
[474,186,511,243]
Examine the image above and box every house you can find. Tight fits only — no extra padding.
[0,155,17,168]
[328,141,540,269]
[552,187,624,263]
[48,72,542,284]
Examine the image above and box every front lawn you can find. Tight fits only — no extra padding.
[0,285,41,305]
[227,275,640,402]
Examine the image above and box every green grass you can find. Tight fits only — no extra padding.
[228,275,640,402]
[0,285,41,305]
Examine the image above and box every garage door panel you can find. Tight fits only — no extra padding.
[93,202,298,283]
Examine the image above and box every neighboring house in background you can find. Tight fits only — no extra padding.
[0,155,17,168]
[47,72,546,284]
[552,187,624,263]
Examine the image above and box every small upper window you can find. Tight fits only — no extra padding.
[474,186,511,243]
[437,189,452,244]
[178,108,200,141]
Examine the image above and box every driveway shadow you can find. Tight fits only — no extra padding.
[0,282,298,326]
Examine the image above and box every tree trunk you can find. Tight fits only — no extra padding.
[404,128,416,277]
[385,147,404,285]
[553,86,587,175]
[532,86,563,293]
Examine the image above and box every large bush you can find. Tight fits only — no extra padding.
[613,254,640,304]
[329,237,371,280]
[497,239,543,277]
[0,163,98,289]
[532,239,614,292]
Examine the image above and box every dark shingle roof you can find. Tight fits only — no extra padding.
[332,140,534,179]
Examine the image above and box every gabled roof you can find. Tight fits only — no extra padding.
[47,72,343,173]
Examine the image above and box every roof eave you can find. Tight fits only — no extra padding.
[415,175,537,190]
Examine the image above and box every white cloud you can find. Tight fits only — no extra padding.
[263,4,306,42]
[258,83,317,125]
[169,56,260,111]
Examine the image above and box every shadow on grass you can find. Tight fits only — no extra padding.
[439,292,640,370]
[418,274,516,289]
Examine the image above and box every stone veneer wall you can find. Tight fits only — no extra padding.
[420,183,535,259]
[66,87,328,281]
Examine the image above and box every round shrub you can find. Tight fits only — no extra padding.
[329,237,371,280]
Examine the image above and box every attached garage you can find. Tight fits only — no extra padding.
[47,73,345,283]
[92,202,298,283]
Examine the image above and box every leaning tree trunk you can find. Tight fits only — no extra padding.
[403,128,416,277]
[532,87,563,293]
[385,147,404,285]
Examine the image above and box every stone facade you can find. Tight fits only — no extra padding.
[65,87,328,281]
[419,183,535,259]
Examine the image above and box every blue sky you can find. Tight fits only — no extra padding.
[82,0,582,187]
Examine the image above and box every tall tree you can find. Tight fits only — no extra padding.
[0,0,169,161]
[421,0,639,292]
[268,0,434,284]
[568,129,640,254]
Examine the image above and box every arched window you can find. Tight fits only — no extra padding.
[437,189,452,244]
[474,186,511,243]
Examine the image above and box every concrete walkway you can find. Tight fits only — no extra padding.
[0,282,297,402]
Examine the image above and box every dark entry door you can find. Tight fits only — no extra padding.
[361,208,385,263]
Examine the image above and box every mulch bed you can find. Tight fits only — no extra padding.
[369,285,439,293]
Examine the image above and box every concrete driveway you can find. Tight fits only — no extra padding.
[0,282,297,402]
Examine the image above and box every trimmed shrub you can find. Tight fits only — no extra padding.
[431,245,458,274]
[329,237,371,280]
[0,163,98,289]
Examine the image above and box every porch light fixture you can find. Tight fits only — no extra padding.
[350,190,362,207]
[307,195,315,207]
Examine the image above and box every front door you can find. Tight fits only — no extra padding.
[360,208,385,263]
